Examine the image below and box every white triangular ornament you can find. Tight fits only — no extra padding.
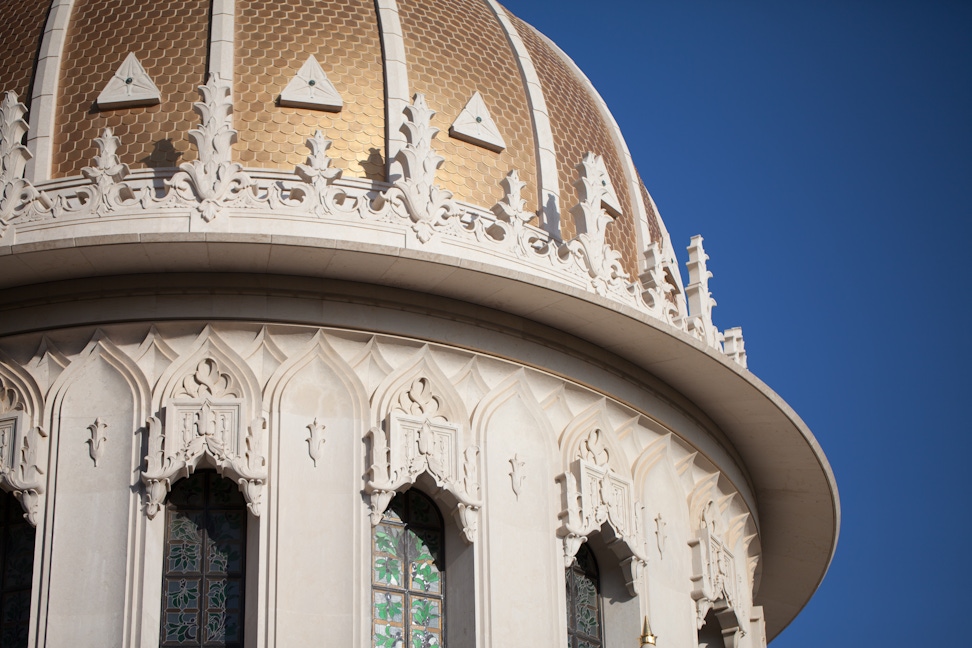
[279,55,343,112]
[592,154,622,217]
[97,53,161,109]
[449,91,506,152]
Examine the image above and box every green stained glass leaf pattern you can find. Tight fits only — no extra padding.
[375,529,399,555]
[375,592,404,622]
[373,491,445,648]
[374,623,403,648]
[410,559,440,593]
[375,556,401,586]
[410,629,441,648]
[410,598,440,628]
[206,611,226,643]
[167,579,199,611]
[164,613,199,642]
[168,542,201,573]
[161,472,245,648]
[170,513,203,543]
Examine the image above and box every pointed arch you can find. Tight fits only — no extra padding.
[40,329,149,646]
[152,326,262,421]
[558,400,631,480]
[264,330,368,421]
[366,346,479,543]
[261,330,371,642]
[371,345,468,432]
[471,369,563,646]
[0,351,44,427]
[45,329,151,430]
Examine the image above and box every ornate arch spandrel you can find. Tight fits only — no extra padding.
[0,360,47,526]
[366,349,480,543]
[143,329,267,518]
[557,405,648,595]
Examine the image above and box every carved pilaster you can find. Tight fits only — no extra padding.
[685,235,721,349]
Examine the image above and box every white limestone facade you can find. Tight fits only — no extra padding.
[0,1,838,646]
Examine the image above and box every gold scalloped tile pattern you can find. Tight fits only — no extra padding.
[510,14,638,277]
[235,0,385,180]
[398,0,538,214]
[52,0,209,178]
[638,172,663,244]
[0,0,48,101]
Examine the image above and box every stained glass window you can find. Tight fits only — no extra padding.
[372,490,444,648]
[161,471,246,648]
[566,543,602,648]
[0,490,33,647]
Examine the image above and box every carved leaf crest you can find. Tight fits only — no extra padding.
[176,358,240,399]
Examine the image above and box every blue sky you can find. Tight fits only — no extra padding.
[501,1,972,645]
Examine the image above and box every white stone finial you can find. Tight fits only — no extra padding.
[565,152,630,296]
[685,235,720,348]
[165,73,253,222]
[722,327,747,368]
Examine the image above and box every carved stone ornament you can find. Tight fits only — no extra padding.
[141,358,267,517]
[557,429,647,595]
[292,131,349,218]
[306,418,326,467]
[365,377,481,543]
[165,73,254,222]
[279,55,343,112]
[0,92,53,237]
[366,94,461,242]
[564,153,631,298]
[685,235,721,350]
[689,501,746,646]
[86,417,108,467]
[449,91,506,152]
[509,453,525,500]
[96,52,161,109]
[0,378,47,526]
[640,242,680,325]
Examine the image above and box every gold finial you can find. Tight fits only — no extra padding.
[640,616,657,646]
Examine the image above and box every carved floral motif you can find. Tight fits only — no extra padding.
[509,453,525,499]
[0,92,53,236]
[86,417,108,467]
[306,418,326,467]
[564,153,630,298]
[0,83,747,364]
